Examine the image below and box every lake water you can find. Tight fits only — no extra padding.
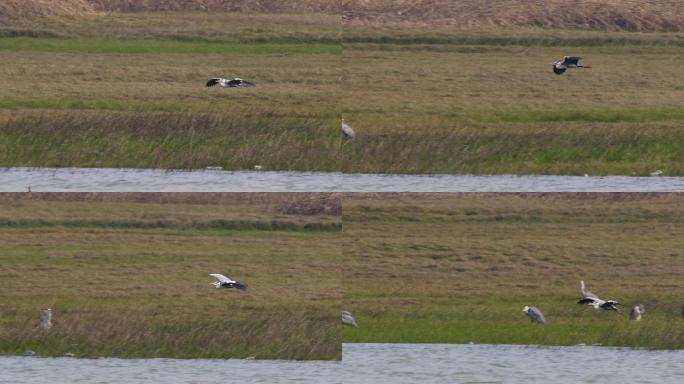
[2,167,684,192]
[2,344,683,384]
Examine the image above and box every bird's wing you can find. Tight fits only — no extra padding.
[564,56,581,66]
[209,273,233,283]
[241,80,256,87]
[206,78,221,87]
[577,297,598,304]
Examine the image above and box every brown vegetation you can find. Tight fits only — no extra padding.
[88,0,340,13]
[342,0,684,32]
[0,0,93,20]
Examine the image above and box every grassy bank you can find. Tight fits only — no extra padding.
[0,193,341,359]
[343,193,684,348]
[2,10,684,173]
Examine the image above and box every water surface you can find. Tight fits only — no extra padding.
[2,344,683,384]
[2,168,684,192]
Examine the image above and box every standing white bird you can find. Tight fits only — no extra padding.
[577,280,620,312]
[341,119,355,139]
[522,306,546,323]
[341,311,358,327]
[206,77,256,88]
[38,308,52,331]
[553,56,591,75]
[629,304,645,321]
[209,273,247,290]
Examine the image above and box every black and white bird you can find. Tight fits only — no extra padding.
[629,304,645,321]
[341,311,358,327]
[341,119,355,139]
[209,273,247,290]
[38,308,52,331]
[206,77,256,88]
[577,280,620,312]
[553,56,590,75]
[522,306,546,324]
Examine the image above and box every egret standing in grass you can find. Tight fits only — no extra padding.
[38,308,52,331]
[577,280,621,312]
[342,311,358,327]
[630,304,645,321]
[522,306,546,323]
[341,119,355,139]
[553,56,591,75]
[209,273,247,290]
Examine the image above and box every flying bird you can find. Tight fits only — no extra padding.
[522,306,546,324]
[38,308,52,331]
[206,77,256,88]
[341,311,358,327]
[577,280,620,312]
[209,273,247,290]
[341,119,355,139]
[553,56,590,75]
[629,304,645,321]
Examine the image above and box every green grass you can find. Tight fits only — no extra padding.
[0,194,341,359]
[0,37,340,54]
[343,194,684,349]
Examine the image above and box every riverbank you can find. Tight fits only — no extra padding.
[343,193,684,348]
[0,193,341,359]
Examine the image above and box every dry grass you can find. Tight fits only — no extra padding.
[342,0,684,32]
[0,1,93,20]
[343,193,684,348]
[0,194,341,359]
[89,0,340,13]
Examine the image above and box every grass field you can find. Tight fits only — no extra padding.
[343,193,684,348]
[0,12,342,170]
[1,5,684,173]
[0,193,341,359]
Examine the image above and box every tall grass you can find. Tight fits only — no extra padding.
[0,111,340,170]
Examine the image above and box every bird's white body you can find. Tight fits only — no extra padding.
[522,306,546,323]
[630,304,645,321]
[341,119,355,139]
[341,311,358,327]
[38,308,52,331]
[209,273,247,290]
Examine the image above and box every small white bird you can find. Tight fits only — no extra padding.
[341,119,355,139]
[650,170,663,177]
[341,311,358,327]
[553,56,591,75]
[206,77,255,88]
[522,306,546,323]
[38,308,52,331]
[209,273,247,290]
[629,304,645,321]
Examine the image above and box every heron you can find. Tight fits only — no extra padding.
[209,273,247,290]
[553,56,590,75]
[341,311,358,327]
[341,119,355,139]
[206,77,256,88]
[629,304,645,321]
[577,280,620,312]
[38,308,52,331]
[522,306,546,324]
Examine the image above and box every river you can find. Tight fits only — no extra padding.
[2,168,684,192]
[2,344,683,384]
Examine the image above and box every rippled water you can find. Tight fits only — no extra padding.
[2,344,683,384]
[2,168,684,192]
